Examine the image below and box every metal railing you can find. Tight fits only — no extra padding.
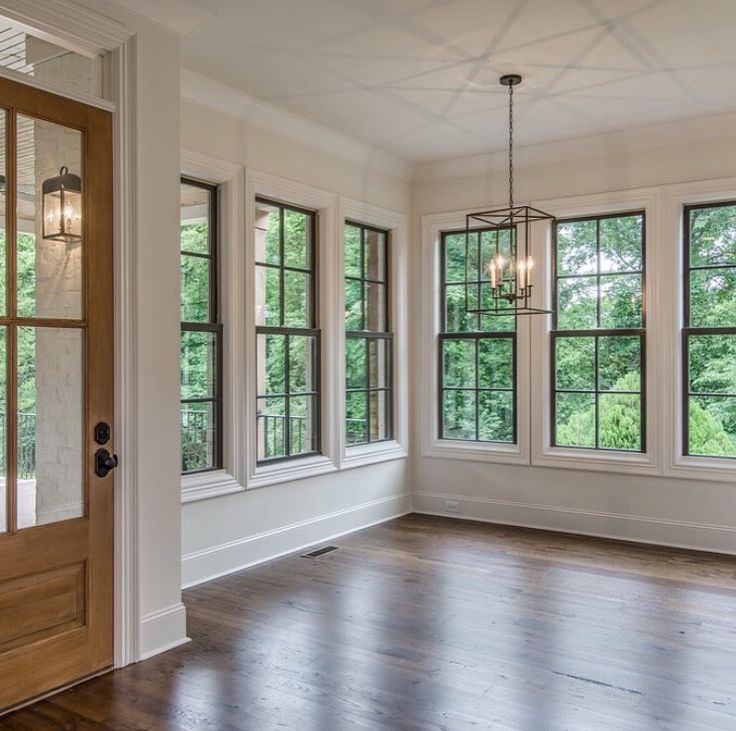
[181,409,214,473]
[0,412,37,479]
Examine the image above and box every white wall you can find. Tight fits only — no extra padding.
[411,116,736,554]
[180,97,412,587]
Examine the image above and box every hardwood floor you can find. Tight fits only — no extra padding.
[4,514,736,730]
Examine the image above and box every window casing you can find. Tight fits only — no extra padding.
[255,198,320,464]
[683,201,736,459]
[180,177,223,474]
[345,221,393,446]
[551,212,646,452]
[439,229,517,444]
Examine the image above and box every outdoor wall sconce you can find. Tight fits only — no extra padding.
[42,166,82,243]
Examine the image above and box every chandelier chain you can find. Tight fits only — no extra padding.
[508,81,514,209]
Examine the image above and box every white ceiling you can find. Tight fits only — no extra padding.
[112,0,736,163]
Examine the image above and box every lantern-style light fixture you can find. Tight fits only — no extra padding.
[42,166,82,243]
[465,74,553,316]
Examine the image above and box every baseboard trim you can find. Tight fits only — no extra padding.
[182,493,411,588]
[138,602,190,661]
[412,492,736,555]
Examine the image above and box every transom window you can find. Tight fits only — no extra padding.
[180,177,223,474]
[683,202,736,458]
[255,198,320,463]
[439,229,516,443]
[551,212,645,452]
[344,222,392,446]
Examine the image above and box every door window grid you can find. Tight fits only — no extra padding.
[551,212,646,453]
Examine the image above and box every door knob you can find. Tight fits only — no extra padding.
[95,448,119,478]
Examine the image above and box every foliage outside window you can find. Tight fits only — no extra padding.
[345,222,392,446]
[551,213,645,451]
[684,202,736,458]
[180,178,222,473]
[255,199,320,462]
[439,229,516,443]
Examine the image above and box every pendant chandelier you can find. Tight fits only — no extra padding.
[465,74,553,316]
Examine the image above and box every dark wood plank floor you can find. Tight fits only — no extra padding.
[4,514,736,730]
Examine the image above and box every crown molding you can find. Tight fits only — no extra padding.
[413,110,736,184]
[0,0,132,56]
[181,68,413,183]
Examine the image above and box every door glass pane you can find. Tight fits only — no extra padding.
[0,111,5,316]
[17,115,83,319]
[17,326,83,529]
[0,328,5,532]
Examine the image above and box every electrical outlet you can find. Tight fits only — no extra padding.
[445,500,459,513]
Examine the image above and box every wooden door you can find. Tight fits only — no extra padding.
[0,76,114,712]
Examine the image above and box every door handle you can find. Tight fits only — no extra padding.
[95,448,119,478]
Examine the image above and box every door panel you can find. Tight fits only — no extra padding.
[0,75,113,712]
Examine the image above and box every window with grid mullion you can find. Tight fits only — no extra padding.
[552,212,645,453]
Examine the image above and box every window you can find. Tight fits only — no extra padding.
[551,212,645,452]
[180,178,223,473]
[345,222,393,446]
[439,229,516,443]
[683,202,736,458]
[255,198,320,463]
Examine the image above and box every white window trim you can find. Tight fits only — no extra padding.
[661,176,736,482]
[180,150,247,503]
[419,210,531,466]
[245,170,339,489]
[530,188,662,477]
[338,198,409,469]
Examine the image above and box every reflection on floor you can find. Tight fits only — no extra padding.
[4,514,736,729]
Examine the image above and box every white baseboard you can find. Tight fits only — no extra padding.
[413,492,736,555]
[182,493,411,588]
[138,602,190,661]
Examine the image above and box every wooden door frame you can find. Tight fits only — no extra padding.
[0,5,141,669]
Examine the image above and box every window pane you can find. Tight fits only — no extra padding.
[284,270,310,327]
[443,339,475,388]
[181,331,217,399]
[479,391,513,442]
[345,225,362,279]
[557,220,596,276]
[284,209,310,269]
[445,284,477,332]
[255,202,280,265]
[689,204,736,268]
[480,229,514,281]
[557,276,597,329]
[181,255,210,323]
[345,278,363,330]
[0,327,5,532]
[368,338,389,388]
[442,390,476,440]
[688,396,736,457]
[257,396,286,460]
[555,337,595,391]
[180,182,210,254]
[599,274,642,329]
[599,215,643,273]
[369,391,390,441]
[689,268,736,328]
[444,232,469,283]
[255,266,280,326]
[365,282,387,331]
[346,391,367,445]
[365,230,386,281]
[480,312,515,333]
[290,395,317,455]
[289,335,316,393]
[478,338,513,389]
[257,333,286,395]
[598,393,641,451]
[181,402,216,472]
[346,337,367,388]
[599,336,641,392]
[555,392,595,448]
[689,334,736,395]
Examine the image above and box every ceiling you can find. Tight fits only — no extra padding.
[112,0,736,163]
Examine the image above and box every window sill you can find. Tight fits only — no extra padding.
[422,439,529,466]
[532,446,659,476]
[248,454,338,489]
[181,470,245,504]
[342,440,408,470]
[665,455,736,483]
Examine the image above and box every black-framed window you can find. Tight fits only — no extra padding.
[439,229,516,443]
[255,198,320,463]
[180,177,223,474]
[683,202,736,458]
[345,222,392,446]
[551,212,645,452]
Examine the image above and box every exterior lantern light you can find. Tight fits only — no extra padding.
[42,166,82,243]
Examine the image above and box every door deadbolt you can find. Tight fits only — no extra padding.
[95,448,119,478]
